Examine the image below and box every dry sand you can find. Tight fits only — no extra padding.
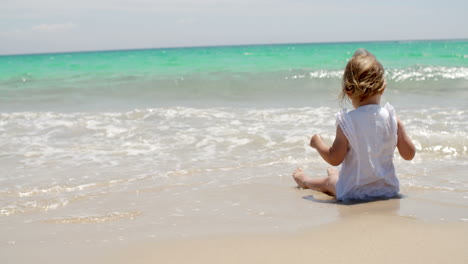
[103,213,468,264]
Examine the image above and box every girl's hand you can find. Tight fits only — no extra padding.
[396,117,416,160]
[310,134,322,149]
[310,127,348,166]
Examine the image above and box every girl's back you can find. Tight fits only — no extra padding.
[336,103,399,201]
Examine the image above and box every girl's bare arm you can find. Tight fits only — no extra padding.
[310,126,348,166]
[397,117,416,160]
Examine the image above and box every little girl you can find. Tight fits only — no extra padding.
[292,49,416,201]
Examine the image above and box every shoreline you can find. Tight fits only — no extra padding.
[2,178,468,264]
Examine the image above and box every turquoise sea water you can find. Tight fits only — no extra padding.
[1,40,467,110]
[2,40,467,77]
[1,40,467,246]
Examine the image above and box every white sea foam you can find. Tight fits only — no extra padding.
[0,106,467,217]
[387,66,468,81]
[292,67,468,81]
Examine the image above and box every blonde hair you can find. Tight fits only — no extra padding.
[340,49,386,103]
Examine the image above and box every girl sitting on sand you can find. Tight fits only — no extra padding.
[292,49,416,201]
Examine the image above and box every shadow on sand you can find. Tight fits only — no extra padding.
[302,192,406,217]
[302,193,405,206]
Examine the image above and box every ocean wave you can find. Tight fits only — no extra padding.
[2,66,468,87]
[386,66,468,81]
[0,65,466,113]
[283,66,468,81]
[0,106,466,217]
[0,107,465,170]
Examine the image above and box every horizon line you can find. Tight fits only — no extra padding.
[1,37,467,57]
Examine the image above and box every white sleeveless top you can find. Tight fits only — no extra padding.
[335,103,399,201]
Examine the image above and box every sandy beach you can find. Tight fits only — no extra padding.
[106,214,468,264]
[2,176,468,264]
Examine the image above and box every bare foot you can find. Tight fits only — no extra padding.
[292,168,307,189]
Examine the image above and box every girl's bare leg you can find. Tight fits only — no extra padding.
[292,167,338,196]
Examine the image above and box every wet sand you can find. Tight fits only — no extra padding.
[2,176,468,264]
